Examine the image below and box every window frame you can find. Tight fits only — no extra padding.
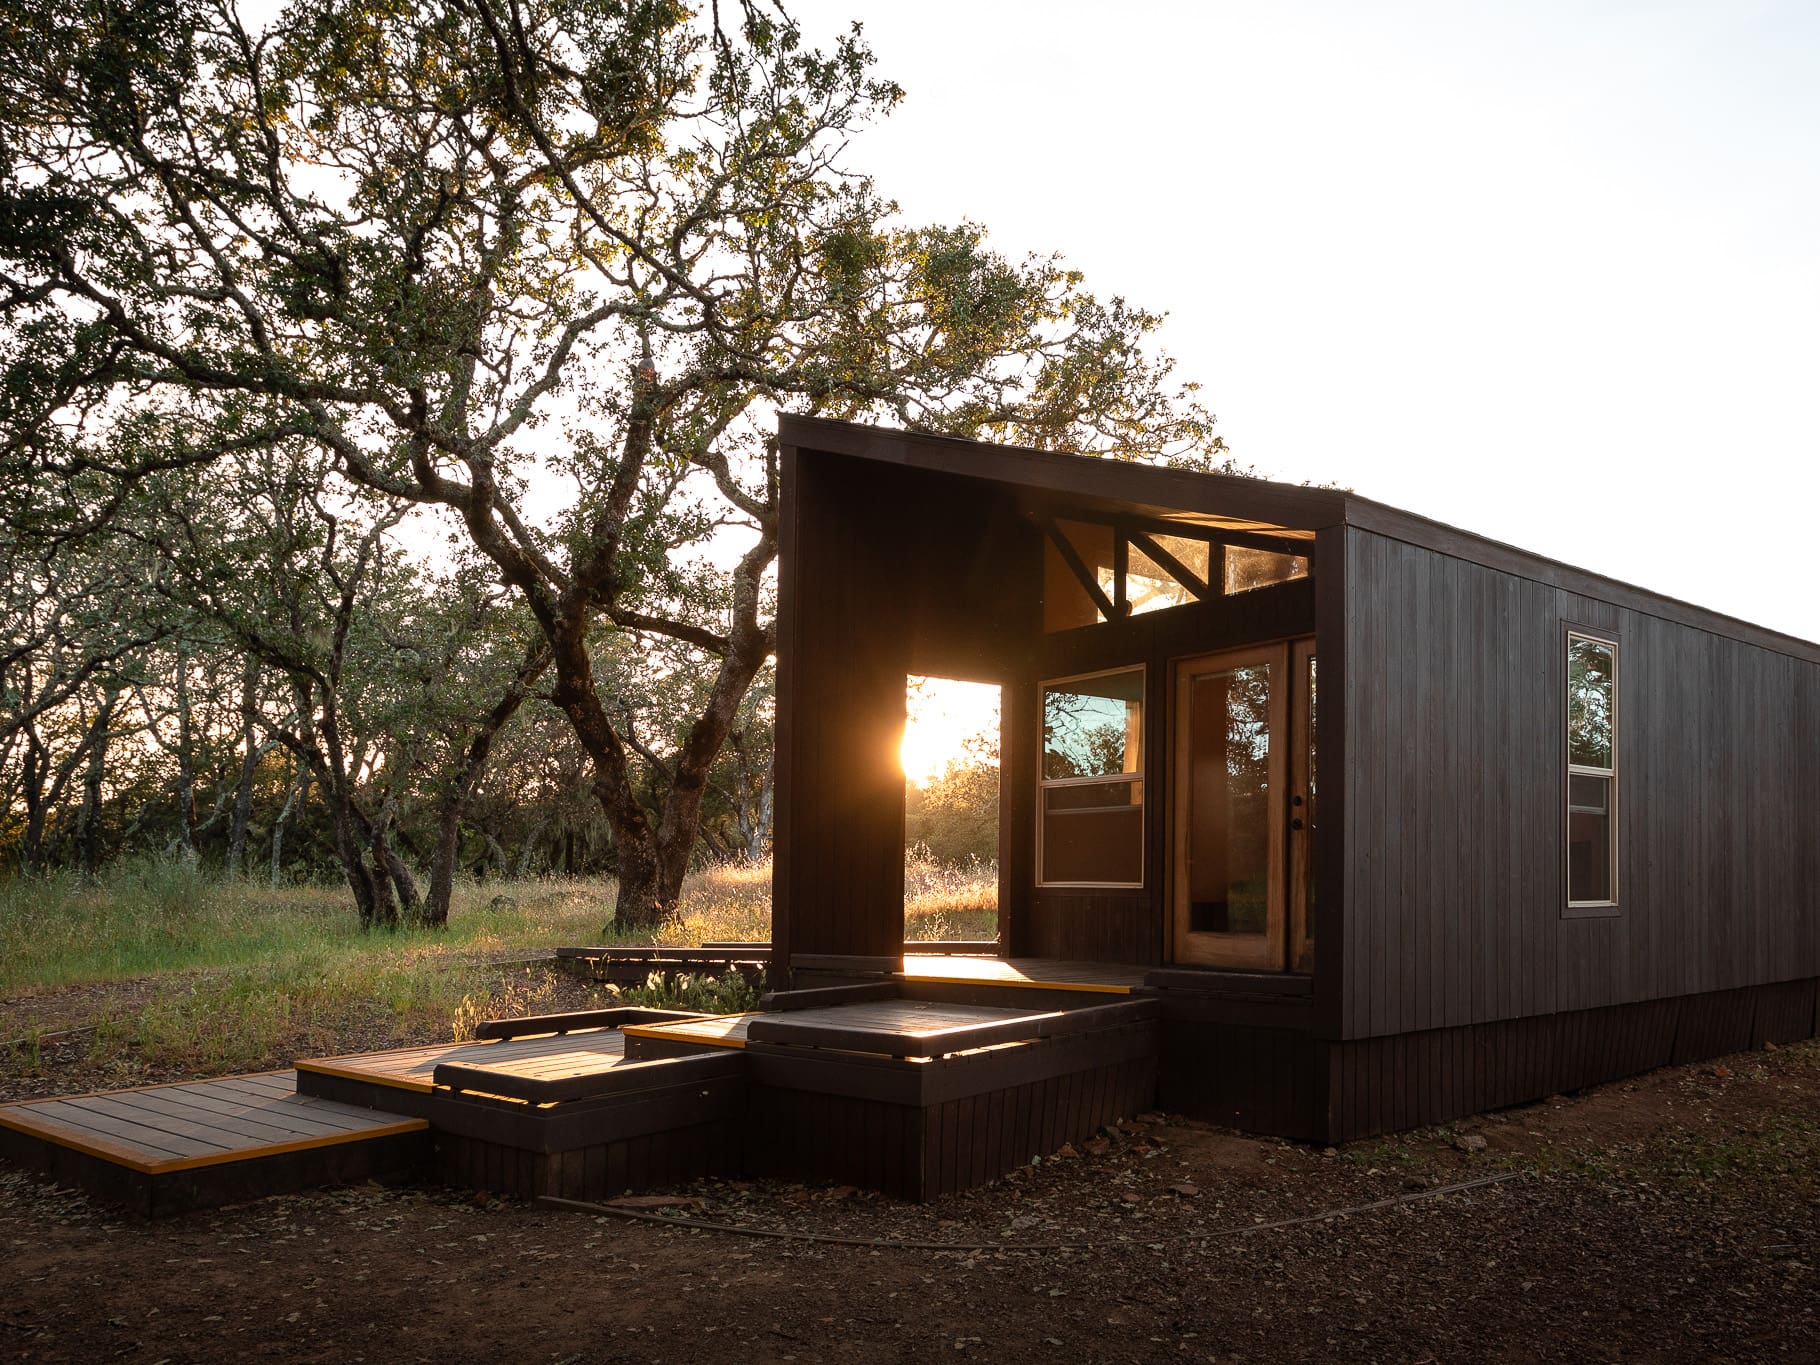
[1563,626,1620,916]
[1036,663,1147,890]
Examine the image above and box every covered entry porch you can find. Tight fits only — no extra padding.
[771,416,1345,1023]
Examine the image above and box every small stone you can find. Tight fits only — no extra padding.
[1455,1133,1488,1153]
[1168,1182,1200,1198]
[1118,1191,1142,1205]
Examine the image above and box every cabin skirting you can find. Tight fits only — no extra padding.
[1161,977,1820,1143]
[433,1121,744,1201]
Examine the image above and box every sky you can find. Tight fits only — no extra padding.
[786,0,1820,645]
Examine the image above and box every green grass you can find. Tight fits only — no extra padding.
[0,852,997,1075]
[0,857,629,994]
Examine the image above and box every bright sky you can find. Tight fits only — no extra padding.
[902,676,1001,786]
[789,0,1820,646]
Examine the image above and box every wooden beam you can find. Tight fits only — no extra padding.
[1112,531,1129,616]
[1127,530,1211,600]
[1043,520,1122,621]
[1123,514,1313,559]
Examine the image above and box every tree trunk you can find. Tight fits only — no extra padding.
[426,803,465,923]
[513,811,549,880]
[172,645,196,860]
[18,727,48,877]
[270,762,304,887]
[422,644,550,927]
[75,687,120,881]
[374,832,419,923]
[225,659,260,877]
[330,797,392,929]
[748,751,774,863]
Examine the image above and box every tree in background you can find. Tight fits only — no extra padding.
[1,0,1226,925]
[128,444,549,925]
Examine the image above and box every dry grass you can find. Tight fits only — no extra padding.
[903,846,998,941]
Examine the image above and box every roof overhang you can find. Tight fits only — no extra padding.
[778,415,1344,542]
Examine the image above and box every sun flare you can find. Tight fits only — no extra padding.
[902,677,1001,787]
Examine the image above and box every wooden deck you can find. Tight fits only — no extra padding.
[0,1071,425,1173]
[901,955,1143,994]
[0,1072,429,1216]
[625,1000,1044,1058]
[296,1028,629,1094]
[0,965,1167,1212]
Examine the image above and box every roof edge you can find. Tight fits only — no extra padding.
[777,415,1349,532]
[1343,495,1820,664]
[778,416,1820,663]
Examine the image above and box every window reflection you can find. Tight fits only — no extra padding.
[1186,661,1273,935]
[1039,667,1144,886]
[1566,632,1617,906]
[1568,637,1615,769]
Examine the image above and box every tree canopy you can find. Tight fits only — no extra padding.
[1,0,1228,925]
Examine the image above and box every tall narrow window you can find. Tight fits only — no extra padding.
[1566,633,1617,907]
[1038,667,1144,886]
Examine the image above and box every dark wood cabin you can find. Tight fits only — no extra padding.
[772,415,1820,1142]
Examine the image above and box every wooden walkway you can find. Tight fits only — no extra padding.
[0,1071,425,1174]
[0,1070,432,1216]
[297,1029,629,1094]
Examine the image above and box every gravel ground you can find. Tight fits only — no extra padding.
[1,974,1817,1364]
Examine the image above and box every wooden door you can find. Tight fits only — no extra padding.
[1170,639,1314,971]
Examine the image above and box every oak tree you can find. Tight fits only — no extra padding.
[1,0,1224,926]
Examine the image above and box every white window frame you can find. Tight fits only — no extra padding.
[1036,664,1146,889]
[1565,630,1619,913]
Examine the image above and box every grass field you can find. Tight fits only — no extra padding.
[0,852,996,1079]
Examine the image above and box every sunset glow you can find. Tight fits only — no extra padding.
[902,676,1001,787]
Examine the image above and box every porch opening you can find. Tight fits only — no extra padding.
[902,675,1000,944]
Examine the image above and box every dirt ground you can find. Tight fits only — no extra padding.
[2,975,1818,1364]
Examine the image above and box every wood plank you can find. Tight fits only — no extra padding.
[75,1090,328,1148]
[149,1086,379,1137]
[51,1097,243,1155]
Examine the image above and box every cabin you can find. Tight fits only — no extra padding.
[771,415,1820,1142]
[9,416,1819,1214]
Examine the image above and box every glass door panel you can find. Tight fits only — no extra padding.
[1171,645,1287,969]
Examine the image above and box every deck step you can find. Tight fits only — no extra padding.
[0,1072,429,1217]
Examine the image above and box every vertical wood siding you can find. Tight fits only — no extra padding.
[774,450,1036,969]
[1343,528,1820,1039]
